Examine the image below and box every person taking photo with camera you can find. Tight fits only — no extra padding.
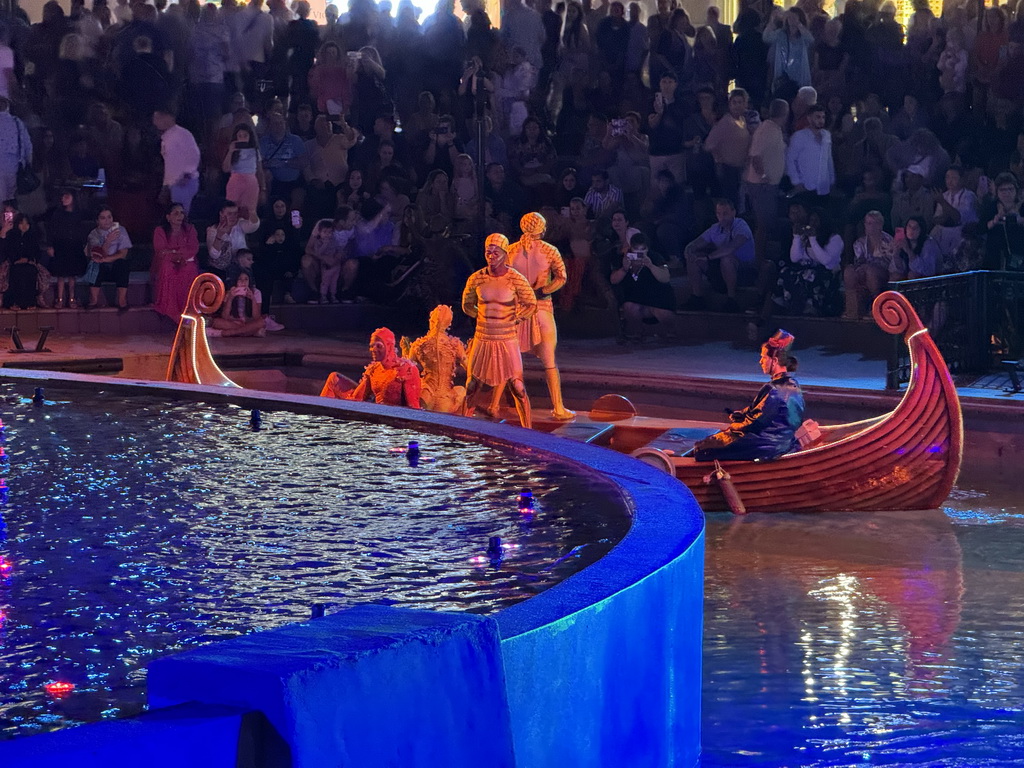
[982,172,1024,271]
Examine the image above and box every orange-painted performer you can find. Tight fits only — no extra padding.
[506,212,575,420]
[461,233,537,428]
[403,304,468,413]
[320,327,422,408]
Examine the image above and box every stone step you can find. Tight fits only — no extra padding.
[671,309,892,359]
[0,306,171,337]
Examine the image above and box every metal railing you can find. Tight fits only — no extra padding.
[886,271,1024,389]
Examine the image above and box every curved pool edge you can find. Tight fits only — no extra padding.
[0,370,705,767]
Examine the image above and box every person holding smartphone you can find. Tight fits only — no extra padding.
[609,232,675,343]
[207,267,265,338]
[982,172,1024,270]
[84,207,132,311]
[223,124,266,213]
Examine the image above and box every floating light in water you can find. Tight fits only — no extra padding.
[406,440,420,467]
[471,537,520,566]
[310,603,326,619]
[518,489,534,512]
[32,388,44,406]
[249,409,262,431]
[44,681,75,698]
[0,556,11,575]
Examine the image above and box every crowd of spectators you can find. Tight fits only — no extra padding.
[0,0,1020,340]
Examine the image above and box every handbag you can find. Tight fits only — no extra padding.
[81,259,100,284]
[14,119,40,195]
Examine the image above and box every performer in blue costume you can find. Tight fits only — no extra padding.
[693,330,805,462]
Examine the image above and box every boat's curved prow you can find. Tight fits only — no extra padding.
[165,273,240,388]
[871,290,964,506]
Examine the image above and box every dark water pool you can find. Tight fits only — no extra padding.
[0,385,629,740]
[702,468,1024,767]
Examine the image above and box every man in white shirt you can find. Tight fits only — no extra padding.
[501,0,546,69]
[207,200,260,274]
[785,103,835,203]
[742,98,789,259]
[153,110,201,214]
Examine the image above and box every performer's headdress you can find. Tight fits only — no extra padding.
[485,232,509,253]
[520,212,547,236]
[371,327,396,349]
[430,304,453,328]
[762,329,795,366]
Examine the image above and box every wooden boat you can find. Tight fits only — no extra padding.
[538,291,964,514]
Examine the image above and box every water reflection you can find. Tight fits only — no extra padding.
[703,496,1024,767]
[0,386,629,741]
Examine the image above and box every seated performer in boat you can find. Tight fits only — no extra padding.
[693,330,805,462]
[320,327,422,408]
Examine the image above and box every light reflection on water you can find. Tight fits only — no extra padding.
[702,470,1024,766]
[0,386,629,740]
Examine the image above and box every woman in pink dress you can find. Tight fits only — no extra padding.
[152,203,200,321]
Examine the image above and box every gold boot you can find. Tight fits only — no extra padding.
[545,367,576,421]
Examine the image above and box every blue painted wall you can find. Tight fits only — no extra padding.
[500,532,704,768]
[148,606,516,768]
[0,703,254,768]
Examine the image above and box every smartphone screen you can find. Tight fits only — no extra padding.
[3,212,11,224]
[291,210,302,228]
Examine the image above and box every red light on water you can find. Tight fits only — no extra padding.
[0,557,11,575]
[45,681,75,698]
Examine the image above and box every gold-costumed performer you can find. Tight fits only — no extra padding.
[506,211,575,420]
[461,233,537,428]
[403,304,468,413]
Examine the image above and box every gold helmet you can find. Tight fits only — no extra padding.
[520,212,547,236]
[485,232,510,252]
